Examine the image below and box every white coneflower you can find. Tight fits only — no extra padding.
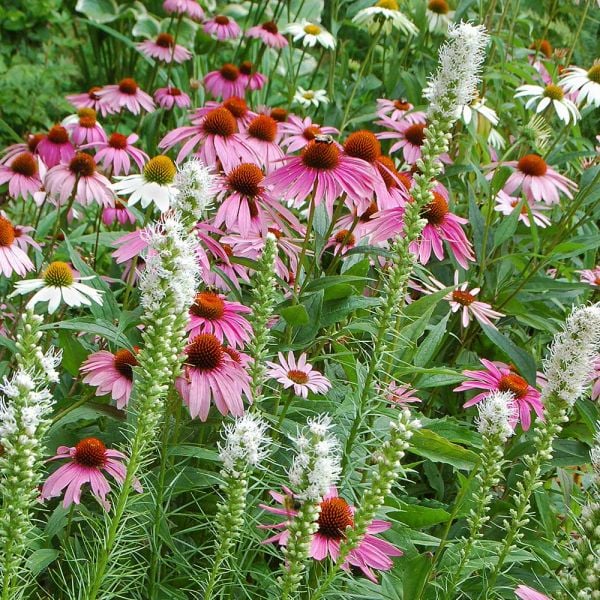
[460,97,499,126]
[284,20,336,49]
[173,158,215,221]
[476,391,517,442]
[352,0,418,36]
[293,87,329,108]
[218,413,270,476]
[560,62,600,108]
[515,83,580,124]
[426,0,455,32]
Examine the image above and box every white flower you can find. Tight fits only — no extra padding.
[476,391,517,442]
[460,97,499,126]
[218,413,270,475]
[112,155,178,212]
[426,0,455,32]
[293,87,329,108]
[559,63,600,108]
[515,83,580,124]
[488,128,506,149]
[173,158,215,220]
[10,261,103,314]
[284,20,336,49]
[352,1,418,36]
[591,423,600,478]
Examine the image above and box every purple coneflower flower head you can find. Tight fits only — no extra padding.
[204,63,246,99]
[63,108,107,145]
[36,125,75,168]
[203,15,241,40]
[0,151,44,200]
[494,190,551,228]
[280,115,338,153]
[578,266,600,287]
[376,112,430,164]
[383,382,421,406]
[266,352,331,398]
[102,201,136,226]
[239,60,267,91]
[96,78,155,115]
[137,33,192,63]
[154,86,191,110]
[0,215,35,277]
[246,20,288,48]
[243,115,284,172]
[162,0,204,20]
[67,86,115,116]
[191,96,258,131]
[84,132,148,176]
[376,97,415,121]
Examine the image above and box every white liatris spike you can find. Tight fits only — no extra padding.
[591,423,600,479]
[173,158,215,221]
[218,413,270,476]
[542,303,600,407]
[424,22,489,117]
[476,391,517,442]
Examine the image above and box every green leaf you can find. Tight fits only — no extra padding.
[167,445,220,461]
[411,429,479,470]
[76,0,118,23]
[41,318,131,348]
[280,305,310,326]
[493,198,523,248]
[27,549,59,575]
[402,553,432,600]
[413,312,450,367]
[388,502,451,528]
[320,296,379,327]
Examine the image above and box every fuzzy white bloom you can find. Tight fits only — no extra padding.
[424,22,489,117]
[476,391,516,442]
[173,158,215,221]
[591,422,600,478]
[219,413,270,475]
[542,304,600,407]
[38,347,62,383]
[289,414,341,500]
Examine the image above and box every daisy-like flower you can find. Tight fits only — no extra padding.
[62,108,107,145]
[45,152,114,208]
[383,382,421,406]
[203,242,251,291]
[102,201,136,226]
[84,132,148,176]
[352,0,418,36]
[203,15,241,40]
[326,229,357,256]
[285,20,336,49]
[266,352,331,398]
[243,115,284,171]
[191,97,258,132]
[459,97,499,126]
[454,359,544,431]
[246,20,288,48]
[112,155,177,212]
[204,64,246,100]
[36,125,75,168]
[514,586,550,600]
[11,261,103,314]
[40,437,140,509]
[494,190,551,228]
[502,154,577,205]
[560,62,600,108]
[0,215,35,277]
[578,265,600,287]
[374,155,412,208]
[515,83,580,124]
[426,0,455,32]
[96,78,155,115]
[0,151,43,200]
[293,87,329,108]
[162,0,204,20]
[376,97,415,121]
[260,486,402,582]
[176,333,252,421]
[239,61,267,92]
[376,113,433,165]
[10,223,41,253]
[137,33,192,63]
[80,348,138,409]
[154,86,191,110]
[280,115,338,152]
[186,290,252,348]
[67,86,115,117]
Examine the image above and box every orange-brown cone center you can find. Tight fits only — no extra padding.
[69,153,96,177]
[301,140,340,170]
[186,334,223,370]
[270,108,288,122]
[109,133,128,149]
[451,290,476,306]
[203,108,237,137]
[517,154,547,177]
[74,437,107,468]
[214,15,230,25]
[156,32,174,48]
[317,497,354,539]
[262,20,279,34]
[248,115,278,142]
[0,217,16,247]
[190,291,226,320]
[287,369,309,384]
[227,163,264,197]
[113,349,138,379]
[344,130,381,163]
[118,78,138,95]
[222,96,248,118]
[421,192,448,225]
[334,229,355,246]
[498,373,529,399]
[219,63,240,81]
[47,125,69,144]
[404,123,426,146]
[11,152,38,177]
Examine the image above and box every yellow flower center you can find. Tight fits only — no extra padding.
[302,91,315,99]
[376,0,399,9]
[543,84,564,101]
[43,261,74,287]
[303,24,321,35]
[587,64,600,84]
[143,155,176,185]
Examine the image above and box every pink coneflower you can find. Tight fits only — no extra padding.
[204,64,246,100]
[162,0,204,20]
[102,201,136,226]
[266,352,331,398]
[578,265,600,287]
[96,78,155,115]
[40,437,140,509]
[112,229,149,264]
[591,358,600,401]
[502,154,577,205]
[514,585,550,600]
[63,108,107,145]
[36,125,75,168]
[203,15,241,40]
[137,33,192,63]
[383,382,421,406]
[159,107,256,168]
[376,113,429,164]
[154,86,191,109]
[0,133,44,165]
[375,98,416,121]
[0,215,35,277]
[246,20,288,48]
[66,86,115,117]
[175,333,252,421]
[202,242,251,291]
[326,229,358,256]
[45,152,114,208]
[84,132,148,176]
[0,152,43,200]
[265,139,376,216]
[494,190,551,228]
[454,359,544,431]
[243,115,284,171]
[81,348,138,409]
[375,155,411,208]
[10,223,41,253]
[191,97,258,131]
[280,115,338,152]
[239,61,267,91]
[186,290,252,347]
[260,486,402,583]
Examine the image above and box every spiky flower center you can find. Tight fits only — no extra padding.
[530,39,552,59]
[222,96,248,118]
[77,108,97,128]
[359,201,378,222]
[239,61,254,76]
[10,152,38,177]
[167,87,182,96]
[270,108,288,122]
[190,291,226,320]
[302,140,340,170]
[451,290,476,306]
[428,0,449,13]
[223,347,242,363]
[303,24,321,35]
[248,115,277,142]
[376,155,400,189]
[27,133,44,152]
[219,63,240,81]
[214,15,230,25]
[334,229,355,246]
[143,155,176,184]
[394,99,411,110]
[113,349,138,379]
[303,125,321,140]
[47,125,69,144]
[186,334,223,370]
[317,497,353,539]
[344,130,381,163]
[156,32,175,47]
[498,373,529,399]
[109,132,128,149]
[268,227,283,239]
[404,123,426,146]
[262,20,279,34]
[376,0,399,9]
[88,86,102,100]
[203,108,238,137]
[74,437,107,468]
[69,152,96,177]
[517,154,547,177]
[587,64,600,83]
[0,216,15,247]
[44,261,74,287]
[227,163,264,197]
[287,369,309,384]
[421,192,448,225]
[543,84,564,101]
[118,78,138,95]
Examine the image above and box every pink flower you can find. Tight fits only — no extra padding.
[326,228,358,256]
[260,486,402,583]
[383,382,421,406]
[514,585,551,600]
[246,20,288,48]
[186,291,252,348]
[0,134,44,165]
[63,109,107,145]
[202,241,251,290]
[81,349,138,409]
[375,98,417,121]
[503,154,577,205]
[162,0,204,20]
[45,153,114,208]
[377,113,431,164]
[577,266,600,287]
[0,215,35,277]
[280,115,338,153]
[239,61,267,91]
[137,33,192,63]
[96,78,155,115]
[102,201,136,226]
[11,223,41,253]
[36,125,75,168]
[454,359,544,431]
[0,151,43,199]
[243,115,285,172]
[203,15,241,40]
[191,97,258,131]
[154,86,191,110]
[112,229,149,264]
[266,352,331,398]
[176,334,252,421]
[494,190,551,228]
[591,358,600,401]
[374,155,412,208]
[40,437,141,509]
[159,107,257,168]
[67,87,115,117]
[84,132,148,176]
[204,64,246,99]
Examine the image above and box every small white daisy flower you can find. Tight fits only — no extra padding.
[284,20,336,49]
[293,87,329,108]
[515,83,580,124]
[559,62,600,108]
[352,0,418,36]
